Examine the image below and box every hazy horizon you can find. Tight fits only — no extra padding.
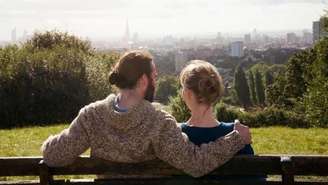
[1,0,327,41]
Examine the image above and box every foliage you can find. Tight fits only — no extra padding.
[0,31,116,128]
[254,70,266,105]
[86,53,118,102]
[247,70,257,105]
[264,70,274,87]
[168,93,190,123]
[266,35,328,126]
[303,38,328,126]
[215,102,239,122]
[155,75,179,104]
[24,31,93,55]
[233,65,252,108]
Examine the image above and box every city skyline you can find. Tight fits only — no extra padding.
[0,0,327,41]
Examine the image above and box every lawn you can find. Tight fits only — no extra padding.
[0,124,327,156]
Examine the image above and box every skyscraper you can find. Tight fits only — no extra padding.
[313,21,320,43]
[122,19,131,48]
[230,41,244,58]
[244,34,251,46]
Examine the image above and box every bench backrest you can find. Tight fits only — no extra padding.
[1,155,328,185]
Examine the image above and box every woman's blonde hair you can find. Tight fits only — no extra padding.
[180,60,224,105]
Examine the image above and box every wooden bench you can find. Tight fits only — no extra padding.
[1,155,328,185]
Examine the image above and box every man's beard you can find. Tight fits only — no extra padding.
[144,78,155,102]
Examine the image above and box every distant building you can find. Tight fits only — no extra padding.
[216,32,224,43]
[230,41,244,57]
[286,32,297,44]
[303,31,313,45]
[313,19,328,44]
[22,30,28,41]
[244,34,251,45]
[11,28,16,43]
[313,21,320,43]
[175,50,188,73]
[122,20,131,48]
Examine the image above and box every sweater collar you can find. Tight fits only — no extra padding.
[104,94,153,131]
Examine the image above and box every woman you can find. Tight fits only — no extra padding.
[179,60,264,180]
[179,60,254,155]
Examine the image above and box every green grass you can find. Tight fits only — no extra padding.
[0,124,68,157]
[1,125,327,156]
[252,127,328,155]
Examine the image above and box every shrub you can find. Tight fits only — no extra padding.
[215,103,239,122]
[168,94,190,123]
[86,53,118,102]
[155,75,179,104]
[0,31,117,128]
[237,107,309,128]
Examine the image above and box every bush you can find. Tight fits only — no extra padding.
[86,53,118,102]
[168,94,190,123]
[236,107,309,128]
[168,94,311,128]
[155,75,179,104]
[0,31,117,128]
[215,103,239,122]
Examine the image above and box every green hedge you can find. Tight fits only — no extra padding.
[215,104,310,128]
[168,92,311,127]
[0,31,117,128]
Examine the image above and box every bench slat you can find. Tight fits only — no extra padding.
[48,156,282,176]
[0,157,42,176]
[292,156,328,175]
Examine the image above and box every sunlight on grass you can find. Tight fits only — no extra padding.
[0,124,68,156]
[252,127,328,155]
[0,125,328,156]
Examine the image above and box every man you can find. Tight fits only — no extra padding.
[42,50,251,177]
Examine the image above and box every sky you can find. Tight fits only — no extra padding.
[0,0,327,40]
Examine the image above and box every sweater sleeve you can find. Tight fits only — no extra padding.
[151,114,245,177]
[41,107,91,166]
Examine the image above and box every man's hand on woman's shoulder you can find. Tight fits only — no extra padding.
[233,119,252,145]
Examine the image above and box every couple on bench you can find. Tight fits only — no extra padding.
[41,50,253,178]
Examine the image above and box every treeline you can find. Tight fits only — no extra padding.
[0,31,118,128]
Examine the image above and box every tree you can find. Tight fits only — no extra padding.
[233,65,252,108]
[264,70,274,87]
[0,31,117,128]
[168,93,190,122]
[247,71,257,105]
[155,75,179,104]
[254,70,265,105]
[304,37,328,126]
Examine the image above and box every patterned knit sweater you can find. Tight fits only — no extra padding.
[41,94,245,177]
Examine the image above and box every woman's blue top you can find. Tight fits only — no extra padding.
[181,122,254,155]
[181,122,266,181]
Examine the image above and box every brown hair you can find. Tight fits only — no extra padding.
[180,60,224,105]
[109,50,153,89]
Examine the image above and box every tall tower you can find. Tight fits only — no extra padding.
[122,19,130,48]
